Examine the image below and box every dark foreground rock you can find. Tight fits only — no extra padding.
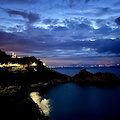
[0,86,49,120]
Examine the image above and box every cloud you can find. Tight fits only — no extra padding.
[52,26,69,31]
[0,31,35,53]
[62,0,93,6]
[115,17,120,26]
[65,6,120,19]
[0,21,120,56]
[63,18,92,29]
[96,7,110,16]
[85,0,90,3]
[0,0,38,4]
[49,38,120,55]
[114,1,120,6]
[96,39,120,54]
[0,28,120,66]
[0,28,54,56]
[63,18,119,40]
[94,25,112,35]
[42,18,59,25]
[0,0,93,6]
[0,8,40,26]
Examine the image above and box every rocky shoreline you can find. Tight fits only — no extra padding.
[0,50,120,120]
[0,68,119,120]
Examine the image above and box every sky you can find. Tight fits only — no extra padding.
[0,0,120,67]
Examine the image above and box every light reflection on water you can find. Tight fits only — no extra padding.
[30,92,51,116]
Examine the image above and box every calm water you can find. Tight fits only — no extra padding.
[52,67,120,78]
[45,83,120,120]
[43,67,120,120]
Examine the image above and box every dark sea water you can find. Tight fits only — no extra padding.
[45,83,120,120]
[44,67,120,120]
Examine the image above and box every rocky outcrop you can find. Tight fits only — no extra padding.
[73,68,120,87]
[74,68,93,79]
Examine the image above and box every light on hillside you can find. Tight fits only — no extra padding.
[31,62,37,66]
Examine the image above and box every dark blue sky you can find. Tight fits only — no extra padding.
[0,0,120,66]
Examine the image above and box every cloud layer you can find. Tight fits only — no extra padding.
[0,0,120,66]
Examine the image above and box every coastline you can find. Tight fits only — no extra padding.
[0,50,120,120]
[0,66,120,120]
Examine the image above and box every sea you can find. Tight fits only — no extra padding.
[43,67,120,120]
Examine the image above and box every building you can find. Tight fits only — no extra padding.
[12,52,17,58]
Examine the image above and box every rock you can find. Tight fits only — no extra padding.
[74,68,93,79]
[73,68,120,87]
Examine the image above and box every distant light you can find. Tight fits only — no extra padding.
[117,64,119,66]
[43,63,46,66]
[43,62,50,68]
[105,64,111,67]
[99,65,104,67]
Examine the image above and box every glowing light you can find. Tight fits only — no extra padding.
[31,62,37,66]
[43,63,46,66]
[117,64,119,66]
[0,63,21,67]
[43,62,49,68]
[12,52,17,58]
[99,65,104,67]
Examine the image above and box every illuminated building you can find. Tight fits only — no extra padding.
[12,52,17,58]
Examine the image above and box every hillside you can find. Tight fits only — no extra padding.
[0,50,68,86]
[0,50,68,120]
[0,49,11,63]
